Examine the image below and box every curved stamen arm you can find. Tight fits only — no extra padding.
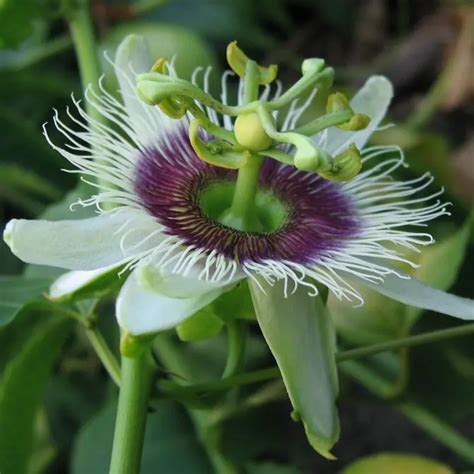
[258,147,295,165]
[292,109,353,136]
[187,102,238,145]
[256,103,333,173]
[137,72,257,116]
[268,62,335,111]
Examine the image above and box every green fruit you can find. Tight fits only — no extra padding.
[342,453,453,474]
[100,21,217,89]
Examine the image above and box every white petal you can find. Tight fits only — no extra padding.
[116,268,236,335]
[3,209,162,271]
[318,76,394,155]
[354,270,474,320]
[49,264,121,300]
[114,34,153,140]
[139,261,245,298]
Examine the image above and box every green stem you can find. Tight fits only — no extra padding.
[159,323,474,396]
[222,320,247,378]
[67,0,111,200]
[85,325,121,386]
[336,323,474,362]
[67,1,102,123]
[109,353,153,474]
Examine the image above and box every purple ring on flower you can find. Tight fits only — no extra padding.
[135,127,360,266]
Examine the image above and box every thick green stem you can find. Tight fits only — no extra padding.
[227,154,263,231]
[109,353,153,474]
[226,60,263,231]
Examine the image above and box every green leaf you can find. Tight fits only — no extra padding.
[0,275,52,326]
[341,452,453,474]
[71,400,211,474]
[0,317,73,474]
[177,305,224,341]
[249,279,339,459]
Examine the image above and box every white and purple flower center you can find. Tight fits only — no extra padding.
[134,127,360,265]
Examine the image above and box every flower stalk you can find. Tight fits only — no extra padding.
[109,348,154,474]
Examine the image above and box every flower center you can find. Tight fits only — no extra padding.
[199,181,288,234]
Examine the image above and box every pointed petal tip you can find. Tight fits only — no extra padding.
[307,435,338,460]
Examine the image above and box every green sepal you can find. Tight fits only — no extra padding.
[176,306,224,342]
[226,41,278,84]
[189,120,249,169]
[120,331,156,358]
[249,278,340,459]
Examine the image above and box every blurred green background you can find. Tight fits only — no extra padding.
[0,0,473,473]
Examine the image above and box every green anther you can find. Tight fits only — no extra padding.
[326,91,352,114]
[189,120,250,169]
[234,112,272,151]
[338,113,370,131]
[326,92,370,131]
[318,143,362,182]
[226,41,278,84]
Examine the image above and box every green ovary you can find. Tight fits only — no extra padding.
[200,180,288,234]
